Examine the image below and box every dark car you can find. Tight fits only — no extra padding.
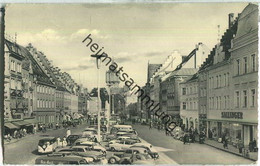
[66,135,81,145]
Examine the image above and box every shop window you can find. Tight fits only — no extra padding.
[243,90,247,108]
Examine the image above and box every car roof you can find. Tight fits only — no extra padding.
[127,147,146,151]
[113,125,132,128]
[39,137,56,140]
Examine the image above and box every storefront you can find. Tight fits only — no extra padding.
[207,111,258,147]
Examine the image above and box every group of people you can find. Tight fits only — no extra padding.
[149,121,165,131]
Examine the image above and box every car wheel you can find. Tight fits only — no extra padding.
[109,157,117,164]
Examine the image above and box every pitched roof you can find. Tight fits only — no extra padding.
[163,68,198,81]
[5,40,53,86]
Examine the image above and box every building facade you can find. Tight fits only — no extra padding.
[180,74,199,131]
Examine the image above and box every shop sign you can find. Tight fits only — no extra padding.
[221,112,243,119]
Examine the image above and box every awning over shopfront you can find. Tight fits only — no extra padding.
[12,120,32,127]
[4,122,19,129]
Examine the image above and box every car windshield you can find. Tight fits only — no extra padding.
[38,139,53,146]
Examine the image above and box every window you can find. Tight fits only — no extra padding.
[251,89,256,107]
[183,102,187,110]
[219,96,221,109]
[227,96,230,109]
[237,59,240,75]
[236,91,240,108]
[216,97,218,109]
[244,57,247,74]
[243,90,247,108]
[10,60,15,71]
[227,73,229,86]
[17,63,21,73]
[224,74,226,87]
[216,76,218,88]
[224,96,227,109]
[219,75,222,87]
[17,80,22,90]
[251,54,256,72]
[37,100,40,108]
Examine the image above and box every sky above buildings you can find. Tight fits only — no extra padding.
[5,3,247,90]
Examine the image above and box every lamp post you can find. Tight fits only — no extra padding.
[90,54,106,142]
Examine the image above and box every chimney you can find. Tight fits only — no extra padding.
[228,13,234,28]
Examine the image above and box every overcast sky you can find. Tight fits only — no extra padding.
[5,3,247,90]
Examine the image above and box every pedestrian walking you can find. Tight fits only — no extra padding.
[149,121,152,130]
[33,125,37,134]
[183,133,187,144]
[14,130,17,139]
[56,123,59,129]
[66,128,71,137]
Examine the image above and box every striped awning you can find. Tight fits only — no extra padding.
[4,122,19,129]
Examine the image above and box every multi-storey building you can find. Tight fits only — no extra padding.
[205,4,258,148]
[161,68,198,119]
[229,4,258,146]
[180,74,199,131]
[25,45,57,124]
[4,40,26,120]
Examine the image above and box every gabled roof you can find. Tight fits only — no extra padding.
[163,68,198,82]
[7,40,54,86]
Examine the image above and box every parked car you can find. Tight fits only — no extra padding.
[35,155,88,165]
[130,145,159,159]
[66,135,81,146]
[38,137,57,154]
[70,146,107,164]
[109,139,138,151]
[51,149,94,164]
[108,136,131,145]
[53,148,107,164]
[108,150,154,165]
[73,141,106,155]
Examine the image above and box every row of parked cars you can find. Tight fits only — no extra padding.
[35,124,159,165]
[105,125,159,164]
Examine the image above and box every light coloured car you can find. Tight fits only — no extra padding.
[108,136,131,145]
[130,145,159,159]
[109,139,137,151]
[73,141,106,154]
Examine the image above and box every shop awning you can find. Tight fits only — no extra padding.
[12,120,31,127]
[4,122,19,129]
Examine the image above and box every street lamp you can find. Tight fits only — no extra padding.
[90,54,106,142]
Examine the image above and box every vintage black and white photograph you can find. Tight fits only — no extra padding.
[0,1,258,165]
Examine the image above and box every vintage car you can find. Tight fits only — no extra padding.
[73,140,106,155]
[108,147,148,164]
[66,135,82,146]
[55,146,107,164]
[130,145,159,159]
[108,139,138,151]
[108,149,154,165]
[35,155,88,165]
